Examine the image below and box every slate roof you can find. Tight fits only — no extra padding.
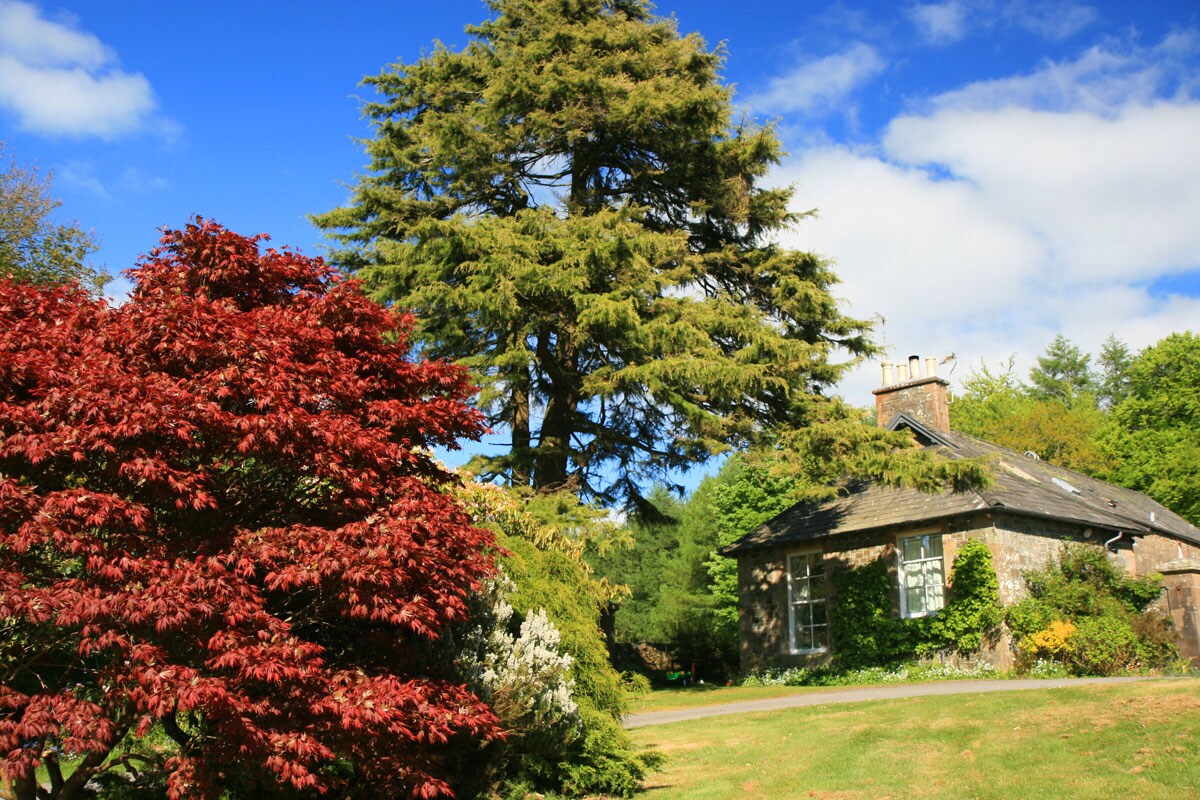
[722,413,1200,555]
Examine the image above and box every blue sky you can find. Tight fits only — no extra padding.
[3,0,1200,477]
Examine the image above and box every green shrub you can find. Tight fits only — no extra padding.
[1131,611,1180,669]
[454,484,658,797]
[927,540,1003,654]
[557,705,665,797]
[1008,543,1176,676]
[830,541,1002,668]
[620,670,653,696]
[1065,615,1139,675]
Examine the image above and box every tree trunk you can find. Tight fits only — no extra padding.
[11,773,36,800]
[532,329,579,492]
[511,371,531,487]
[534,385,574,491]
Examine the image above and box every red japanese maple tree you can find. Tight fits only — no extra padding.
[0,219,501,799]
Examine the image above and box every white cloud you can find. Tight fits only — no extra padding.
[909,2,969,45]
[926,36,1195,114]
[0,1,108,67]
[1006,1,1097,42]
[57,162,110,199]
[907,1,1096,48]
[746,43,886,115]
[769,33,1200,406]
[0,1,162,138]
[884,103,1200,283]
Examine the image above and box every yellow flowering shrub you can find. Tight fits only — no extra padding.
[1022,620,1077,658]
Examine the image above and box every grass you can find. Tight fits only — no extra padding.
[628,678,1200,799]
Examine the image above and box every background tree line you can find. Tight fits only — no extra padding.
[952,331,1200,526]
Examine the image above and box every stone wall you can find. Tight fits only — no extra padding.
[1135,534,1200,663]
[1157,561,1200,663]
[734,511,1191,672]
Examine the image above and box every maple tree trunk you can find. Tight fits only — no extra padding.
[11,773,36,800]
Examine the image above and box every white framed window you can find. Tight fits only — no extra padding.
[787,551,827,653]
[897,532,945,618]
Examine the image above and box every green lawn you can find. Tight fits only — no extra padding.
[629,679,1200,799]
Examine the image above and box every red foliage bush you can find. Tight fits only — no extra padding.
[0,219,500,799]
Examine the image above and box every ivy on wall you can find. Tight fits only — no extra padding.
[829,539,1003,668]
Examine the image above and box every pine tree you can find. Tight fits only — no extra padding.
[1028,334,1095,404]
[315,0,873,503]
[1097,333,1133,408]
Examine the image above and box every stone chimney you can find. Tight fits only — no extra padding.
[872,354,950,433]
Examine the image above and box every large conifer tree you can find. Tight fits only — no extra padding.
[317,0,873,501]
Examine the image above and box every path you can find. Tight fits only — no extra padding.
[623,676,1151,728]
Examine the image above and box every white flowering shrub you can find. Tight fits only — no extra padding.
[458,577,581,738]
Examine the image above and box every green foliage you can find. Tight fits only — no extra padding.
[1064,615,1139,676]
[706,457,810,635]
[589,480,738,677]
[316,0,874,501]
[557,705,664,798]
[1006,544,1175,676]
[0,143,104,292]
[1097,334,1133,408]
[828,540,1001,669]
[950,358,1109,474]
[1130,612,1181,670]
[454,482,657,797]
[749,398,995,494]
[1098,331,1200,525]
[620,671,653,696]
[927,540,1003,654]
[829,560,920,669]
[1028,334,1095,404]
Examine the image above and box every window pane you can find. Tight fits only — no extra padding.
[788,552,827,651]
[812,624,828,648]
[927,558,945,583]
[794,578,809,601]
[906,588,925,615]
[927,535,943,558]
[905,569,924,588]
[902,536,924,561]
[928,582,945,610]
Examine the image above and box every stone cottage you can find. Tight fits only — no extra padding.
[720,355,1200,671]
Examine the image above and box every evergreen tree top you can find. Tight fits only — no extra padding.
[316,0,874,503]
